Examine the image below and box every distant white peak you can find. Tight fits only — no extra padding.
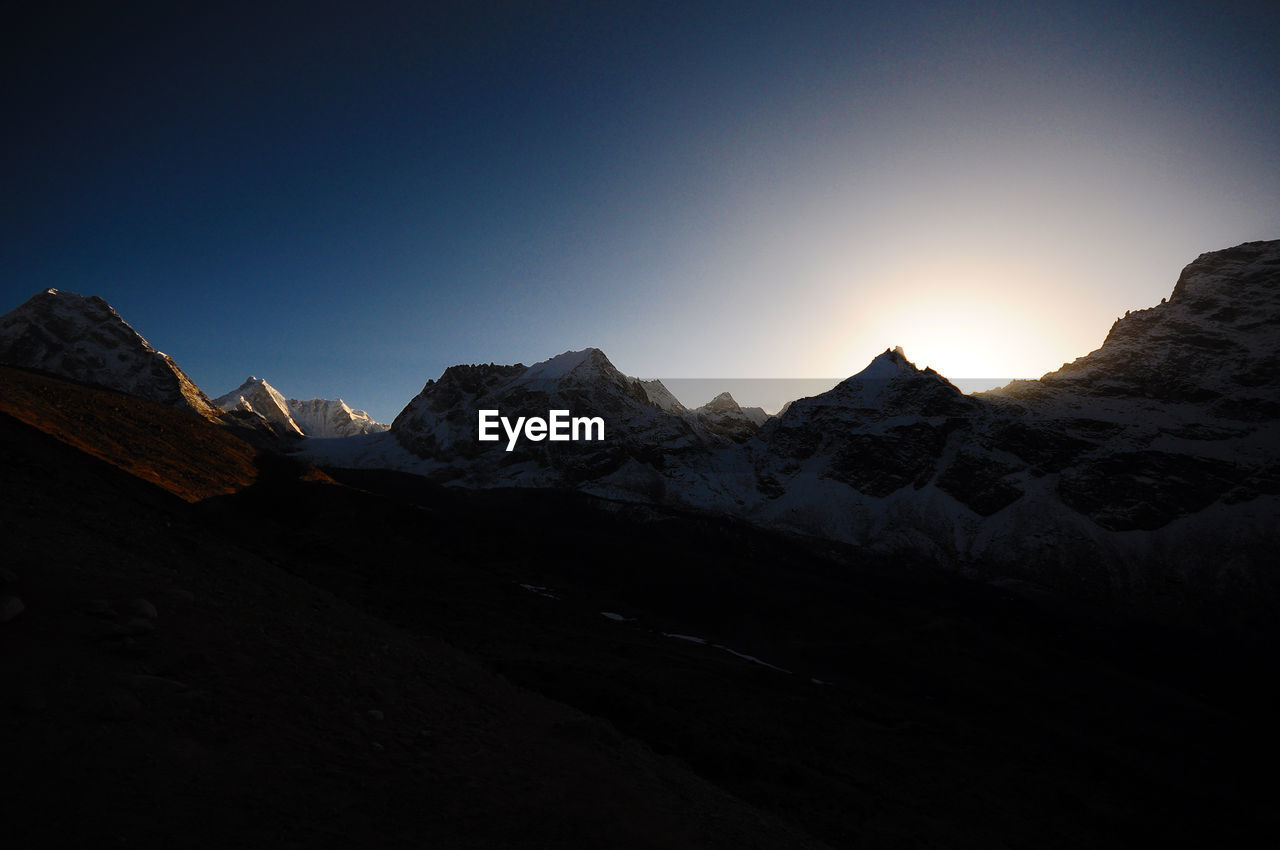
[216,375,289,407]
[213,376,303,436]
[287,396,389,438]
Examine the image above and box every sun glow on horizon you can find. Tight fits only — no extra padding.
[822,252,1096,382]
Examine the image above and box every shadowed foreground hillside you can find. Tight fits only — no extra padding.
[2,365,1277,848]
[0,380,823,850]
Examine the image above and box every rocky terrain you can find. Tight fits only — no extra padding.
[0,378,823,849]
[0,289,220,418]
[1,239,1278,846]
[1,242,1275,626]
[385,348,729,495]
[694,391,771,441]
[302,241,1279,626]
[3,363,1275,848]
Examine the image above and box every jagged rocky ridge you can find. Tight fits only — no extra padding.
[694,392,770,441]
[215,376,305,438]
[751,242,1279,611]
[216,376,388,438]
[3,242,1274,617]
[288,396,389,439]
[383,349,730,497]
[326,240,1278,617]
[0,289,221,418]
[0,291,387,439]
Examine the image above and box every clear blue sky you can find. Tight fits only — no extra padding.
[3,1,1278,422]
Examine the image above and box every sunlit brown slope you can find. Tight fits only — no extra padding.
[0,364,264,501]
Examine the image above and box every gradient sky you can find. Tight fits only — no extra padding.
[4,1,1278,422]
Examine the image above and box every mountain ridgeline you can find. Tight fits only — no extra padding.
[214,376,389,439]
[3,240,1278,848]
[325,240,1277,626]
[2,240,1277,626]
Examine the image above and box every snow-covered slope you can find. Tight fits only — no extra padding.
[300,240,1279,619]
[287,397,389,438]
[977,239,1280,532]
[380,348,725,495]
[215,377,304,437]
[638,379,688,414]
[0,289,221,419]
[694,392,769,441]
[751,346,978,501]
[997,241,1280,406]
[741,242,1280,615]
[215,376,389,439]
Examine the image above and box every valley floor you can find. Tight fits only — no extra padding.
[2,388,1276,848]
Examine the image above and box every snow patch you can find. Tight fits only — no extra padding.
[518,583,560,600]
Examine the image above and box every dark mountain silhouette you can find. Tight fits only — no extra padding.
[2,239,1278,847]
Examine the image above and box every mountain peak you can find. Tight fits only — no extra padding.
[1170,239,1280,304]
[846,346,919,384]
[0,289,220,418]
[1006,238,1280,404]
[388,346,700,467]
[692,390,767,440]
[517,347,614,385]
[809,345,966,418]
[704,391,740,412]
[214,376,303,437]
[215,376,389,438]
[287,396,389,438]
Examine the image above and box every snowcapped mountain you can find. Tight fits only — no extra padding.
[287,397,389,438]
[973,240,1280,533]
[307,240,1277,619]
[1000,241,1280,407]
[382,348,725,493]
[215,376,389,439]
[738,241,1280,618]
[280,240,1280,617]
[215,376,305,437]
[693,392,770,441]
[750,346,979,503]
[1,240,1265,617]
[0,289,221,419]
